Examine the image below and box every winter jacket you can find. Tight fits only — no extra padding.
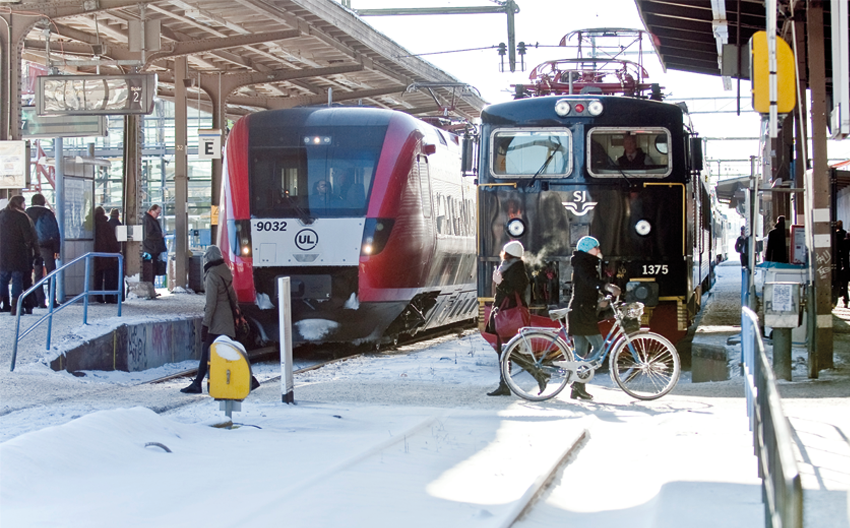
[764,221,788,263]
[0,207,38,273]
[25,205,60,254]
[567,249,607,336]
[94,213,121,271]
[142,212,167,256]
[202,245,236,338]
[493,257,529,309]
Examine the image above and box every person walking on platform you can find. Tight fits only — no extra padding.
[93,207,120,304]
[26,193,61,309]
[181,245,259,394]
[0,196,38,315]
[835,221,849,307]
[764,215,788,263]
[735,226,749,269]
[142,204,167,287]
[567,236,621,400]
[485,240,529,396]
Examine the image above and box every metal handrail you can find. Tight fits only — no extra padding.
[741,306,803,528]
[10,252,124,371]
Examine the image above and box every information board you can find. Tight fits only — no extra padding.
[37,74,157,116]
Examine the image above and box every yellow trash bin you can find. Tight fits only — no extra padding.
[208,336,253,401]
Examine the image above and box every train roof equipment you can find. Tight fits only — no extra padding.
[513,28,664,100]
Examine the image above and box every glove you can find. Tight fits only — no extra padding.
[142,252,152,261]
[159,252,168,262]
[201,325,209,341]
[492,268,503,285]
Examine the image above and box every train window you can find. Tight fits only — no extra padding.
[587,128,672,178]
[249,124,386,218]
[490,129,572,178]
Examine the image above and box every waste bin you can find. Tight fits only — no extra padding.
[188,252,204,292]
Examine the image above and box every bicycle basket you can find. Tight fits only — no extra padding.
[623,302,644,319]
[622,317,641,334]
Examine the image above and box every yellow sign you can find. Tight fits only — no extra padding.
[750,31,796,114]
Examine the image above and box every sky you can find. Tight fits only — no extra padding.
[349,0,850,182]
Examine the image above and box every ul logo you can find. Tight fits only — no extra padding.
[295,229,318,251]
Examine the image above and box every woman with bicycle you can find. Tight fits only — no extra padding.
[567,236,621,400]
[486,240,529,396]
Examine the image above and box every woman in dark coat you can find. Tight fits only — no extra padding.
[93,206,120,303]
[181,245,258,394]
[486,240,529,396]
[0,196,38,314]
[567,236,620,400]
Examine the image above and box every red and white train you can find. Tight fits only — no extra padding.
[218,106,478,345]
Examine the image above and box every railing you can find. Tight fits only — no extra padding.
[10,252,124,372]
[741,306,803,528]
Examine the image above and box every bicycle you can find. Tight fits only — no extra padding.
[499,298,681,401]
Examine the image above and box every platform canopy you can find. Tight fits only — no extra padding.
[634,0,839,93]
[13,0,487,122]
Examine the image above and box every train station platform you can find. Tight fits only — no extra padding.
[690,260,850,527]
[0,288,206,376]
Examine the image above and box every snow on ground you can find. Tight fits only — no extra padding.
[1,264,847,527]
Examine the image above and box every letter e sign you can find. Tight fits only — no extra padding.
[197,129,222,159]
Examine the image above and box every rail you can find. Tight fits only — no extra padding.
[741,306,803,528]
[10,252,124,372]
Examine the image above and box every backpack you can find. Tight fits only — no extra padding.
[35,210,60,245]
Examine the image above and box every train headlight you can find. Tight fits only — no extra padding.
[361,218,395,256]
[554,99,571,117]
[587,100,604,116]
[635,219,651,236]
[506,218,526,238]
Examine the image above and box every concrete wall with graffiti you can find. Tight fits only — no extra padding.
[51,317,202,373]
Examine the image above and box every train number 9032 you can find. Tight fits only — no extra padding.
[254,220,288,232]
[642,264,669,275]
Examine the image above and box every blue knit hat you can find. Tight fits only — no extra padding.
[576,236,600,253]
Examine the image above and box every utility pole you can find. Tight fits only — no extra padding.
[355,1,521,72]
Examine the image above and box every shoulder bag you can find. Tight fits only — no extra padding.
[493,292,531,340]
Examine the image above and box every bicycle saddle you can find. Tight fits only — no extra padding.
[548,307,570,320]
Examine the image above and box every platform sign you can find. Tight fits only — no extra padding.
[0,140,30,189]
[21,107,107,138]
[197,129,222,159]
[36,73,157,116]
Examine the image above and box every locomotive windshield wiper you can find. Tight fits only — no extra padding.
[283,195,314,224]
[527,137,562,187]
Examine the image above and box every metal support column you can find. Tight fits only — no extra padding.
[209,75,225,245]
[123,115,142,281]
[174,57,188,290]
[806,1,833,374]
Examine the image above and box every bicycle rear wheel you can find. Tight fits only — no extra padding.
[610,331,680,400]
[501,330,573,401]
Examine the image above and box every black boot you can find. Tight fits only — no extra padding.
[487,377,511,396]
[570,383,593,400]
[180,381,202,394]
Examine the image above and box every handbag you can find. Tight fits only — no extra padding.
[492,292,531,340]
[223,279,251,342]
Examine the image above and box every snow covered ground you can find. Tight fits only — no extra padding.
[1,263,847,527]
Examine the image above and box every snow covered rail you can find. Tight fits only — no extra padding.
[741,306,802,528]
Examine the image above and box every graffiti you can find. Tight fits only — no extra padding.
[815,249,831,266]
[817,265,831,279]
[127,325,146,371]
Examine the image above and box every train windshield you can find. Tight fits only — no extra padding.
[491,129,572,178]
[587,128,671,178]
[249,125,387,218]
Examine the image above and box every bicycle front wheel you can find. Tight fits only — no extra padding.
[501,330,574,401]
[610,331,680,400]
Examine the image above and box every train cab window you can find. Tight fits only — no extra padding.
[587,128,671,178]
[491,129,571,178]
[250,125,386,218]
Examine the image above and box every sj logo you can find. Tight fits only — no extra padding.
[562,190,597,216]
[295,229,318,251]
